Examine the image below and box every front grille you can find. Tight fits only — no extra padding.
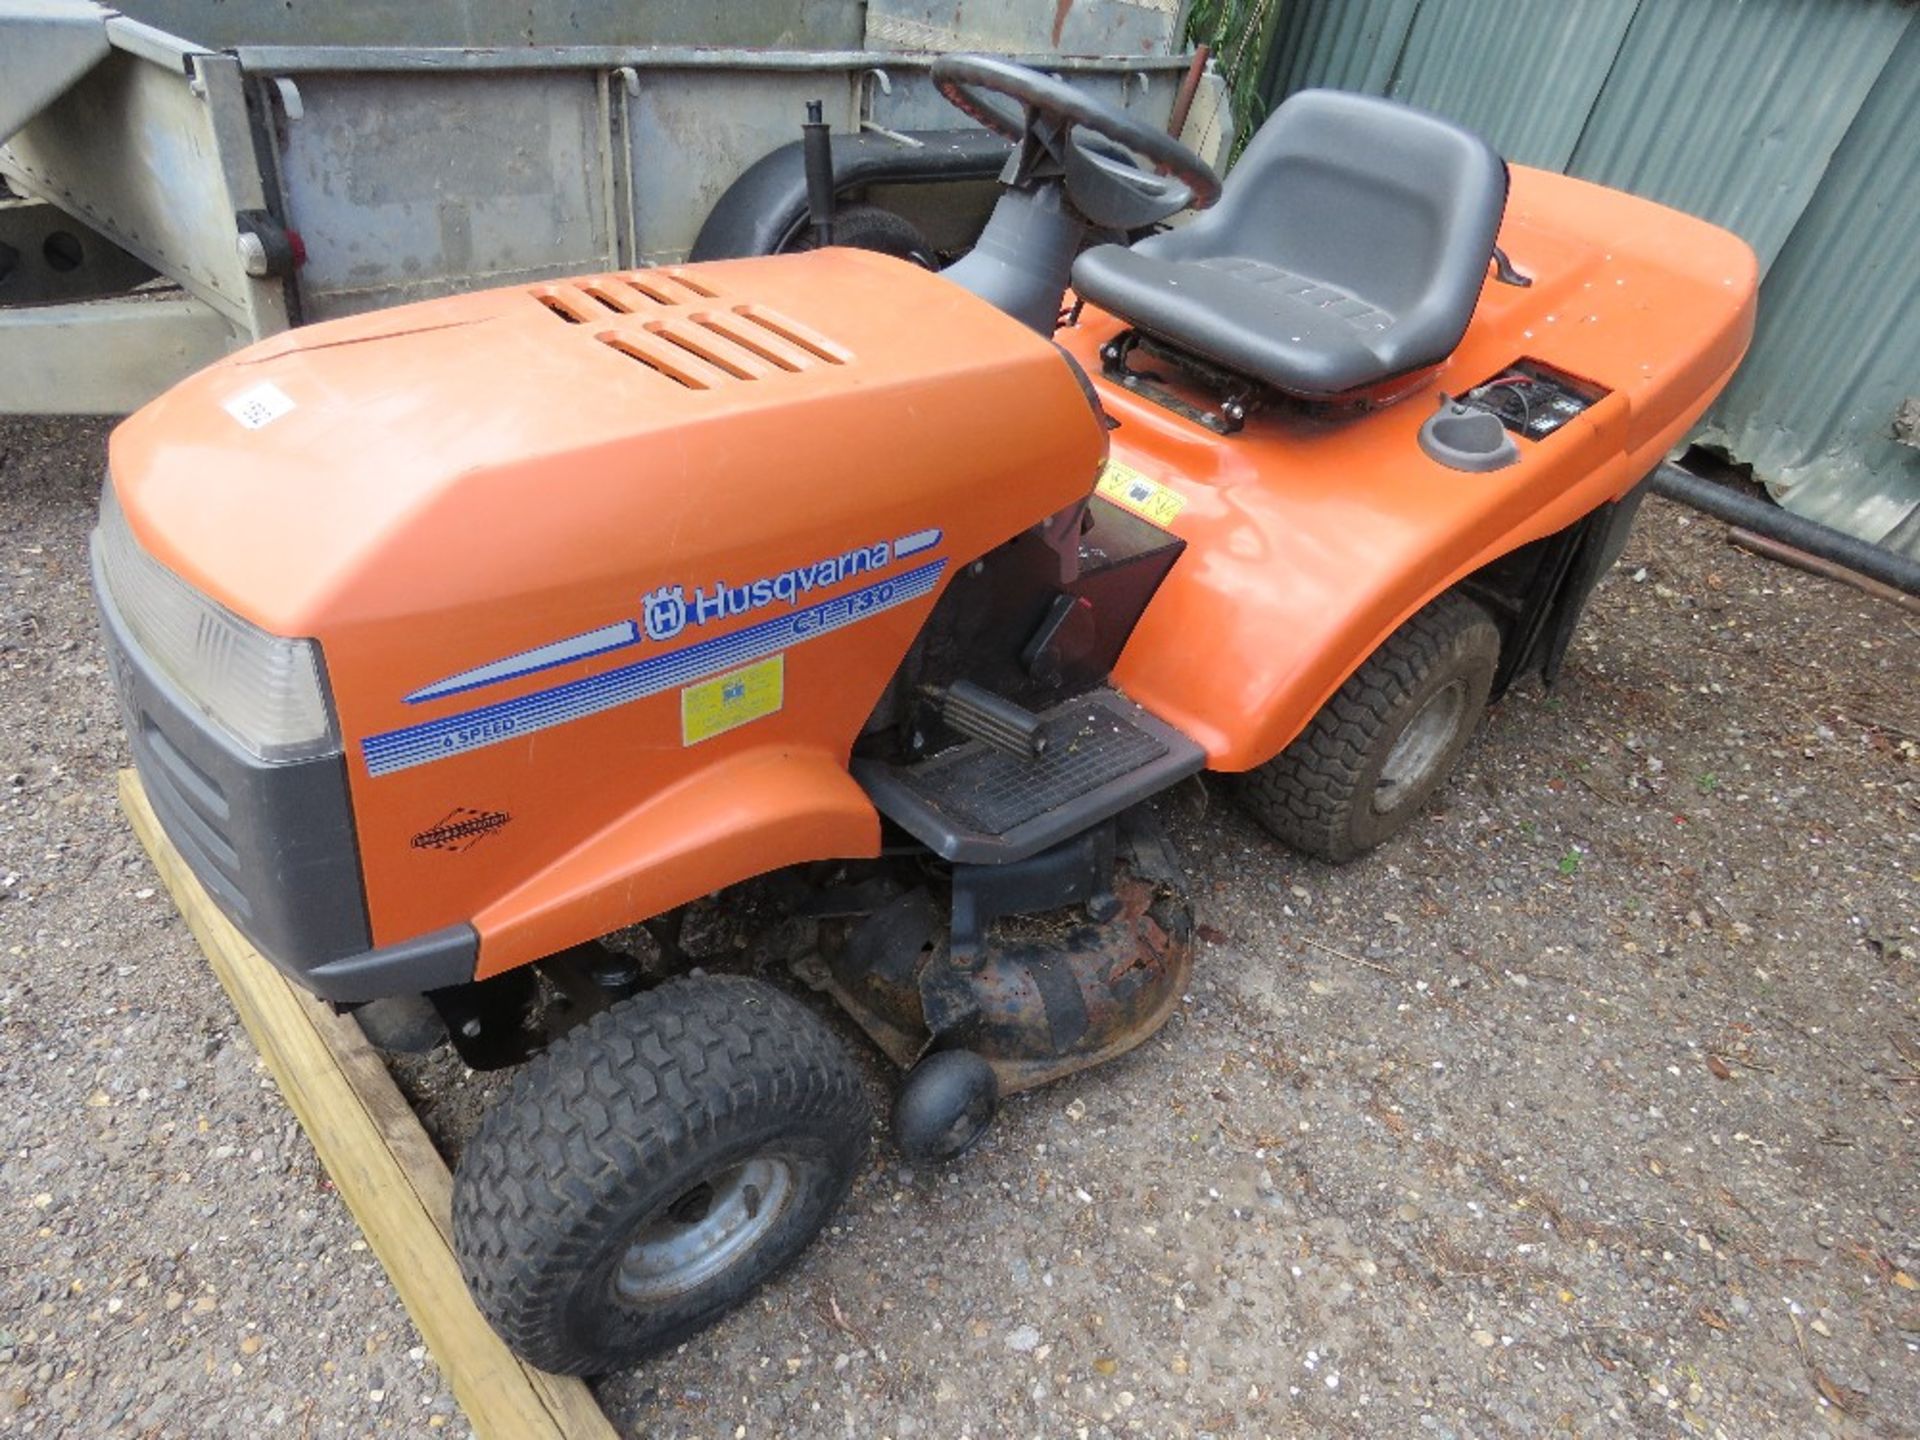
[134,720,249,919]
[93,536,372,974]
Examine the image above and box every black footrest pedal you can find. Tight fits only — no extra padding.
[855,687,1205,864]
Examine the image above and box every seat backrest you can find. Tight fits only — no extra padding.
[1150,89,1507,338]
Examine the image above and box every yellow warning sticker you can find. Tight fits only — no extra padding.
[681,655,784,745]
[1096,458,1188,528]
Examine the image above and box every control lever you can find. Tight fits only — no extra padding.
[1491,245,1532,287]
[802,100,835,247]
[928,680,1048,759]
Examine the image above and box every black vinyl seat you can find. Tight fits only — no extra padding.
[1071,90,1509,401]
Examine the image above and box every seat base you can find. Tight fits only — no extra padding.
[1095,325,1441,434]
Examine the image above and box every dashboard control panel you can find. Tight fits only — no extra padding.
[1464,359,1611,441]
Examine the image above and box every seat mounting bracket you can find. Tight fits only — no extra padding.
[1097,329,1256,435]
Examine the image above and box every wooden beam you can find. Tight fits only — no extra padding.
[119,771,616,1440]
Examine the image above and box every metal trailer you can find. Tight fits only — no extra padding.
[0,0,1211,414]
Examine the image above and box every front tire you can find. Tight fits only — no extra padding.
[1240,592,1501,862]
[452,975,870,1375]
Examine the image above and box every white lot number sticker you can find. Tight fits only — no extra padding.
[224,382,296,430]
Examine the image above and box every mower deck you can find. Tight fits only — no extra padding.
[815,860,1194,1096]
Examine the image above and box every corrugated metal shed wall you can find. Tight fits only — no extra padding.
[1391,0,1638,169]
[1564,0,1909,269]
[1260,0,1920,556]
[1266,0,1421,96]
[1695,20,1920,549]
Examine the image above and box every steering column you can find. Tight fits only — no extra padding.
[932,55,1222,334]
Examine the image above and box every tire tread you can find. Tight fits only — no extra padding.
[1240,592,1499,862]
[453,975,869,1374]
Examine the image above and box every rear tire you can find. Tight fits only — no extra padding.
[787,203,939,267]
[1240,592,1500,862]
[452,975,870,1375]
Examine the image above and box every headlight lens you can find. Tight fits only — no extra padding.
[95,485,338,762]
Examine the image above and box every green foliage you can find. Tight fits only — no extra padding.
[1182,0,1282,164]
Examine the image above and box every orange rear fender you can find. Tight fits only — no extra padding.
[1064,165,1759,772]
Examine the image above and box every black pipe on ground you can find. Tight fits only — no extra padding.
[1650,463,1920,599]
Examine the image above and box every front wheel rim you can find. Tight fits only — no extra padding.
[614,1156,796,1304]
[1373,680,1468,814]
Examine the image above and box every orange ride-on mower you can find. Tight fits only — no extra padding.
[94,57,1756,1373]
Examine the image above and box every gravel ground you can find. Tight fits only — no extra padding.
[3,413,1916,1439]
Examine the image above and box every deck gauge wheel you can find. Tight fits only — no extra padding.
[451,976,870,1375]
[893,1049,999,1163]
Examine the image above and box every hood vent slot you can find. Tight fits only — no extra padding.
[583,285,633,314]
[600,333,708,390]
[730,306,849,365]
[649,326,760,380]
[535,293,586,324]
[531,268,725,323]
[692,316,802,373]
[595,305,852,390]
[664,270,718,299]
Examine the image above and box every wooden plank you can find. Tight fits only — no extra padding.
[119,771,617,1440]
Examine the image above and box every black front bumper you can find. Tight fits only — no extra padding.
[92,536,476,1002]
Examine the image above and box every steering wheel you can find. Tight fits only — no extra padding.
[931,54,1222,229]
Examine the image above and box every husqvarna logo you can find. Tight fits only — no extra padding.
[636,533,939,650]
[643,585,688,642]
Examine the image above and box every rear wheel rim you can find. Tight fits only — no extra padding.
[614,1156,795,1304]
[1373,680,1467,814]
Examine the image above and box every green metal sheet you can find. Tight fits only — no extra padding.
[1567,0,1912,272]
[1262,0,1421,99]
[1262,0,1639,168]
[1386,0,1640,169]
[1698,20,1920,553]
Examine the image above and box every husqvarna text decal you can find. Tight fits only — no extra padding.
[363,555,946,777]
[643,541,894,642]
[406,532,944,705]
